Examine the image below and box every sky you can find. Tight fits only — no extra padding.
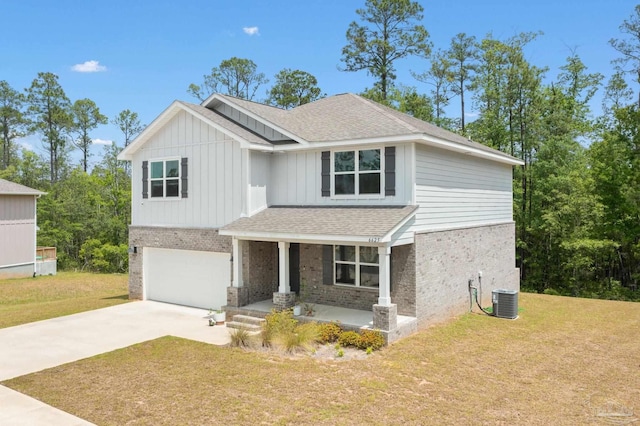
[0,0,637,167]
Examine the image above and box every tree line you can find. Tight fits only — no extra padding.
[2,0,639,301]
[186,1,640,301]
[0,72,143,272]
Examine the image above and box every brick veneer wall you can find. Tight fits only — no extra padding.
[243,241,278,304]
[128,226,232,299]
[297,243,416,313]
[390,244,416,316]
[414,222,519,327]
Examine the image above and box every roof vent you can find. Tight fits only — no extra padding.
[492,289,518,319]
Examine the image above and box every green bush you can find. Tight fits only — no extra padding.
[337,330,362,348]
[357,329,385,350]
[317,321,343,343]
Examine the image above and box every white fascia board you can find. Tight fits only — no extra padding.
[180,104,255,149]
[274,134,417,152]
[218,230,386,246]
[380,208,418,243]
[118,101,258,161]
[270,133,523,166]
[419,135,524,166]
[206,94,309,146]
[118,101,183,161]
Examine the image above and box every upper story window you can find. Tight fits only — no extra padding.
[334,149,381,196]
[142,157,188,200]
[150,159,179,198]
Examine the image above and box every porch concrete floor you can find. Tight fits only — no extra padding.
[239,300,416,329]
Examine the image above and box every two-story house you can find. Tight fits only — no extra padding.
[118,93,522,342]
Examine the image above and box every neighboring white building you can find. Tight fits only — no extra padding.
[119,93,522,342]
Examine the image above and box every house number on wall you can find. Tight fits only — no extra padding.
[368,237,381,243]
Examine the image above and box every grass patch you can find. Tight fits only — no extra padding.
[0,272,129,328]
[4,293,640,425]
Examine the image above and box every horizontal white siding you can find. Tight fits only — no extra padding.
[413,145,513,230]
[215,103,290,142]
[269,144,413,206]
[131,110,246,228]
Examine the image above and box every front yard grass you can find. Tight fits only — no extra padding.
[4,293,639,425]
[0,272,129,328]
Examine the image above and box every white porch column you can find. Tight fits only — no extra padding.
[232,238,243,287]
[278,241,291,293]
[378,246,391,306]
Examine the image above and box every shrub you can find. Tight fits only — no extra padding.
[357,329,385,350]
[317,321,343,343]
[277,322,318,353]
[337,330,362,348]
[262,309,298,347]
[229,328,253,348]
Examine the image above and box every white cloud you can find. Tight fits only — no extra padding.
[71,60,107,73]
[92,138,113,145]
[243,26,259,36]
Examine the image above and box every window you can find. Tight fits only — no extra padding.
[150,159,180,198]
[334,245,379,288]
[334,149,381,195]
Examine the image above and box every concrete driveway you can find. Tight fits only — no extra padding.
[0,301,231,425]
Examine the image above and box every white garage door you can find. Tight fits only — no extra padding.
[144,247,230,310]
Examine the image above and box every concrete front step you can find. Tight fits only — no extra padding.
[226,321,262,332]
[231,315,266,326]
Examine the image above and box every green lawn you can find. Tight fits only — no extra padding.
[0,272,129,328]
[4,293,639,425]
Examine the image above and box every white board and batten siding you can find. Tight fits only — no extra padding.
[0,195,36,267]
[131,110,247,228]
[413,145,514,231]
[268,144,414,206]
[248,151,271,215]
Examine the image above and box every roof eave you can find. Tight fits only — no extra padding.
[218,229,385,245]
[419,135,524,166]
[204,94,310,146]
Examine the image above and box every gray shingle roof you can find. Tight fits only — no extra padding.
[178,102,273,146]
[0,179,44,195]
[220,205,417,240]
[215,93,516,161]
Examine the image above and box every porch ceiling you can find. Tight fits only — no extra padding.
[219,205,417,244]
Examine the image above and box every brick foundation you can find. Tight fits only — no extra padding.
[273,291,296,310]
[227,286,249,307]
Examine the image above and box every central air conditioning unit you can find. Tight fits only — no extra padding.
[492,289,519,319]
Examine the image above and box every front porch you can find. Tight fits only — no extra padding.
[224,299,418,339]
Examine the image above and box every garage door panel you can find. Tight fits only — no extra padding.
[144,247,230,310]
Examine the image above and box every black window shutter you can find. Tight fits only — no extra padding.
[322,245,333,285]
[321,151,330,197]
[181,157,188,198]
[385,146,396,196]
[142,161,148,199]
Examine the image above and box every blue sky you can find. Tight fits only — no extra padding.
[1,0,636,166]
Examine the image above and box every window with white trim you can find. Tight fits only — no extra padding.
[150,159,180,198]
[334,245,379,288]
[333,149,381,195]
